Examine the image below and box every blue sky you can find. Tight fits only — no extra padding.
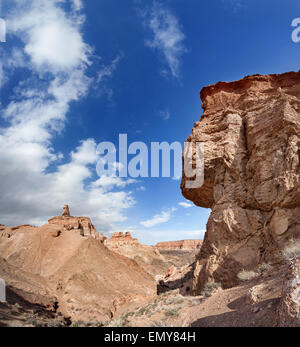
[0,0,300,245]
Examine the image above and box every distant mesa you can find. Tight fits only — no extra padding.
[155,240,203,251]
[106,231,139,245]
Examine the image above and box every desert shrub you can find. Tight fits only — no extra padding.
[135,306,147,317]
[202,281,222,297]
[164,307,181,317]
[71,320,89,327]
[237,270,258,282]
[171,296,185,305]
[25,318,39,327]
[257,263,272,273]
[153,304,169,313]
[122,311,135,320]
[105,314,134,327]
[44,320,64,327]
[84,321,103,327]
[105,318,125,327]
[189,298,203,306]
[150,321,168,327]
[164,294,185,305]
[282,240,300,261]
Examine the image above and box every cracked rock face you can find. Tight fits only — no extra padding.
[181,72,300,293]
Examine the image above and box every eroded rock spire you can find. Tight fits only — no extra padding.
[62,205,70,217]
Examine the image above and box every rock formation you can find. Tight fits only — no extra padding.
[62,205,70,217]
[47,205,106,241]
[0,209,156,323]
[106,232,139,245]
[181,71,300,293]
[156,240,203,251]
[104,232,170,277]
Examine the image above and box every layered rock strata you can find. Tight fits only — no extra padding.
[181,72,300,292]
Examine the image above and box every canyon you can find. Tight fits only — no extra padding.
[1,71,300,327]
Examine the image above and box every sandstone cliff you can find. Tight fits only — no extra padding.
[181,71,300,293]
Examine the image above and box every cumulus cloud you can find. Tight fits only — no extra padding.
[92,175,136,191]
[7,0,90,73]
[140,207,177,228]
[143,1,186,78]
[179,202,193,209]
[71,0,83,11]
[0,0,135,232]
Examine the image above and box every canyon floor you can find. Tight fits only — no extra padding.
[0,261,287,327]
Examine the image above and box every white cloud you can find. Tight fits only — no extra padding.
[97,55,122,83]
[140,207,177,228]
[144,1,186,78]
[137,186,146,191]
[179,202,193,209]
[7,0,91,73]
[71,0,83,11]
[96,54,122,100]
[159,109,170,121]
[0,1,134,232]
[92,175,136,191]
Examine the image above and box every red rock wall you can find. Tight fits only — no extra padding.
[181,71,300,293]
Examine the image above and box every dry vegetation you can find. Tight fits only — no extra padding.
[105,289,203,328]
[202,281,222,297]
[282,239,300,261]
[237,270,259,282]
